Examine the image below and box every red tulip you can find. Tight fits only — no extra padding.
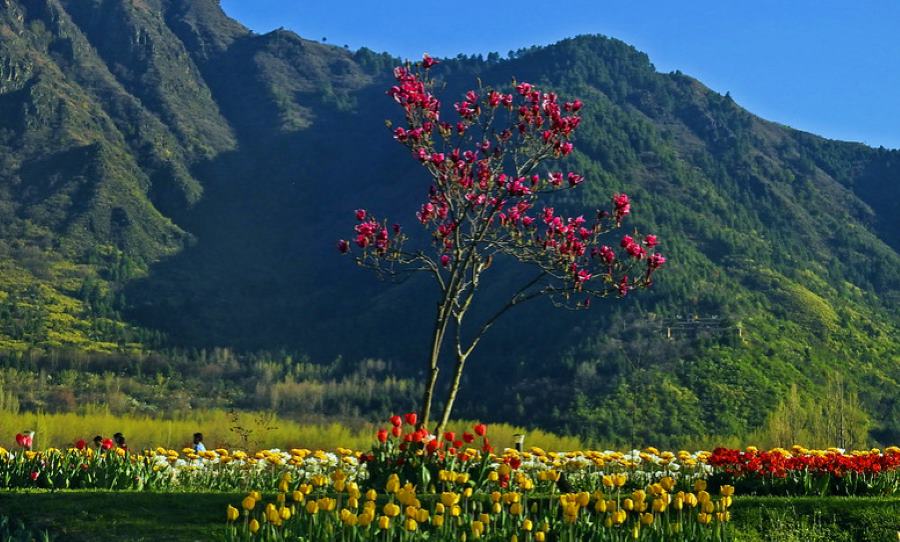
[404,412,418,426]
[29,471,39,481]
[391,426,402,438]
[390,415,402,427]
[443,431,455,442]
[376,429,388,443]
[75,439,87,450]
[102,438,114,450]
[473,423,487,437]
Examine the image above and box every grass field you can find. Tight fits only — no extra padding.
[0,408,584,452]
[0,492,897,541]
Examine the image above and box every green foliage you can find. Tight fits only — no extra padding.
[0,493,895,541]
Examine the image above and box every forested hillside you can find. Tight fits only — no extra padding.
[0,0,897,446]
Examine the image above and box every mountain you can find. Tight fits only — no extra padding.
[0,0,897,446]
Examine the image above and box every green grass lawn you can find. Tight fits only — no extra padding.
[0,492,898,541]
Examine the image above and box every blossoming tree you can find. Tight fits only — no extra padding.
[339,55,665,434]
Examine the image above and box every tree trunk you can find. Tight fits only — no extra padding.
[420,312,450,429]
[436,353,468,436]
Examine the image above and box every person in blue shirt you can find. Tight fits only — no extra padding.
[193,432,206,452]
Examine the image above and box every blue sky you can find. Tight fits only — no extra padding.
[221,0,900,149]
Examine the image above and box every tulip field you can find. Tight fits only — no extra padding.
[0,416,899,540]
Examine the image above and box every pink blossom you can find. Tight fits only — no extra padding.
[644,234,658,247]
[613,193,631,221]
[441,254,451,267]
[337,240,350,253]
[626,242,646,259]
[567,172,584,187]
[422,54,437,69]
[649,253,666,270]
[598,245,616,264]
[355,209,367,221]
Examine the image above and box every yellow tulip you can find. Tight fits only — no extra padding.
[306,501,318,514]
[249,519,260,534]
[576,491,590,507]
[386,474,400,493]
[241,496,256,511]
[720,485,735,497]
[640,512,653,525]
[441,492,460,507]
[378,515,390,530]
[694,479,707,492]
[523,519,533,531]
[384,503,400,517]
[433,514,445,527]
[226,505,239,522]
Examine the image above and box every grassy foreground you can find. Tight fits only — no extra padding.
[0,492,897,542]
